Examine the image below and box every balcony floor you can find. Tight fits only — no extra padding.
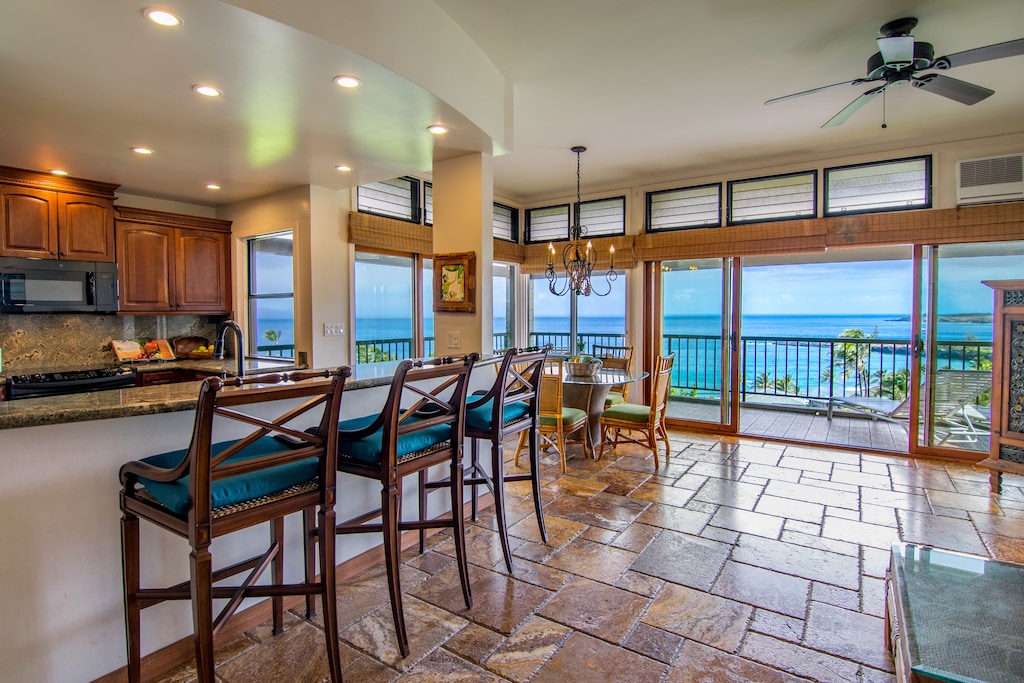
[666,398,990,454]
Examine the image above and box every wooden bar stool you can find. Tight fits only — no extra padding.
[119,367,351,683]
[325,354,477,658]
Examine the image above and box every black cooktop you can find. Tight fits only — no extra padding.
[9,366,135,385]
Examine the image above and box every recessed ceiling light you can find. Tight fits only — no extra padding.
[205,183,221,190]
[131,146,155,156]
[335,165,352,172]
[333,75,361,88]
[50,169,69,176]
[427,125,449,135]
[143,8,182,27]
[192,85,222,98]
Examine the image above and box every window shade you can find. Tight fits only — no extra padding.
[825,157,930,215]
[729,172,816,223]
[357,177,420,222]
[525,205,569,243]
[579,197,625,237]
[648,184,721,231]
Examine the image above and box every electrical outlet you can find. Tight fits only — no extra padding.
[447,331,460,348]
[323,323,344,337]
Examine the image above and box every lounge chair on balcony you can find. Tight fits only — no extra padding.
[827,369,992,441]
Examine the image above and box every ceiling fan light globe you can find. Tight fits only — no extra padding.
[878,35,915,67]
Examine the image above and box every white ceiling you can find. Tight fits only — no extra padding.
[1,0,1022,207]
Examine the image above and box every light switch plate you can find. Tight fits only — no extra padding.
[323,323,344,337]
[447,331,461,348]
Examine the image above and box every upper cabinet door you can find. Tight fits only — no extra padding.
[58,195,115,262]
[0,186,58,258]
[116,223,176,313]
[176,228,231,313]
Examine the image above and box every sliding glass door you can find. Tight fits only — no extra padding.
[660,258,735,429]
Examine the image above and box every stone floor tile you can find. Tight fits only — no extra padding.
[927,488,1003,514]
[888,464,957,491]
[728,443,785,465]
[784,519,822,535]
[689,459,748,481]
[542,475,607,498]
[579,525,619,544]
[340,596,467,671]
[694,477,765,511]
[622,622,682,664]
[631,530,731,591]
[400,647,505,681]
[635,502,711,534]
[749,608,805,643]
[701,525,741,545]
[755,494,824,524]
[778,454,833,474]
[803,602,893,672]
[732,534,861,590]
[980,533,1024,563]
[529,631,667,683]
[666,639,810,683]
[545,537,637,584]
[442,623,505,666]
[403,550,456,576]
[710,505,784,539]
[969,510,1024,539]
[744,463,803,483]
[642,582,752,652]
[217,622,340,683]
[538,576,648,642]
[613,569,665,598]
[780,529,860,557]
[590,466,652,493]
[542,493,644,532]
[507,557,573,592]
[247,610,302,643]
[811,582,860,611]
[830,469,892,491]
[827,505,861,521]
[675,473,711,490]
[610,521,661,552]
[822,516,900,551]
[340,653,400,683]
[860,503,899,528]
[630,481,697,507]
[861,546,892,578]
[860,575,887,618]
[741,632,861,682]
[766,479,859,510]
[484,616,569,683]
[409,563,552,636]
[896,509,987,555]
[712,561,810,618]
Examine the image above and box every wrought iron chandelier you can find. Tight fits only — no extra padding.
[545,146,617,296]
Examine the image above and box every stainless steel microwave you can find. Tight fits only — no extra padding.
[0,257,118,313]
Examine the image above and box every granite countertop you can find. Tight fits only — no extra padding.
[0,354,501,430]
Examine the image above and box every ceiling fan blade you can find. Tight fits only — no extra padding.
[765,78,874,105]
[933,37,1024,69]
[821,85,886,128]
[912,73,994,105]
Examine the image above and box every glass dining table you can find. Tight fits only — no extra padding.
[562,367,649,455]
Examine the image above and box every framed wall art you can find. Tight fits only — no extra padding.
[433,251,476,313]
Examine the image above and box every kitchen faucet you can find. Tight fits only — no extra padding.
[212,319,245,377]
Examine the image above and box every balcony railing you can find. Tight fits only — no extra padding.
[254,343,295,359]
[528,332,627,355]
[663,333,991,403]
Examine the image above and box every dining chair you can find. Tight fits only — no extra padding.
[422,346,548,573]
[598,353,675,468]
[119,367,351,683]
[326,354,477,658]
[593,344,634,407]
[514,357,588,473]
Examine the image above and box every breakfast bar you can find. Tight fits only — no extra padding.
[0,361,492,683]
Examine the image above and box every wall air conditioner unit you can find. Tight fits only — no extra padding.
[956,153,1024,206]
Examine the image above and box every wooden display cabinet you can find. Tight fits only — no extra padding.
[115,206,232,314]
[0,166,118,262]
[979,279,1024,493]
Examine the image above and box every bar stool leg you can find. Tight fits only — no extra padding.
[319,503,343,681]
[450,458,473,609]
[121,512,142,683]
[303,508,317,618]
[189,543,216,682]
[381,484,410,657]
[527,426,548,543]
[271,517,285,634]
[490,441,515,573]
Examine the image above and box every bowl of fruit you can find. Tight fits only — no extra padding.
[566,355,602,377]
[173,336,213,359]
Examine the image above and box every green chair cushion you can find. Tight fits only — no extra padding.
[337,414,452,466]
[601,403,651,424]
[465,398,531,431]
[604,391,625,407]
[539,406,587,427]
[138,436,316,516]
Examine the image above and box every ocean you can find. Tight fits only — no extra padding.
[255,313,992,347]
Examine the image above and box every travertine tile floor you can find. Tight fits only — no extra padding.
[155,430,1024,682]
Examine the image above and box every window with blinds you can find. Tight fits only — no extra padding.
[424,182,433,225]
[525,197,625,243]
[493,202,519,242]
[356,177,421,223]
[525,205,569,243]
[728,171,816,224]
[647,184,722,231]
[825,156,931,216]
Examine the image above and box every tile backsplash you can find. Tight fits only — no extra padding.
[0,313,222,372]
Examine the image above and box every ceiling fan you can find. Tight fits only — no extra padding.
[765,17,1024,128]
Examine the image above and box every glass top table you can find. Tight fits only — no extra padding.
[561,368,648,454]
[887,543,1024,683]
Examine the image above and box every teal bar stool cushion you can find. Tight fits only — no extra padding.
[465,398,531,431]
[337,414,453,465]
[138,436,317,515]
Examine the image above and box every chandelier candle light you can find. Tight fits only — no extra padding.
[546,146,617,296]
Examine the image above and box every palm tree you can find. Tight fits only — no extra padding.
[753,372,773,392]
[263,329,282,345]
[832,328,876,396]
[774,375,800,396]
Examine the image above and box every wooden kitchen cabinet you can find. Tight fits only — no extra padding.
[979,279,1024,493]
[115,206,232,314]
[0,166,118,262]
